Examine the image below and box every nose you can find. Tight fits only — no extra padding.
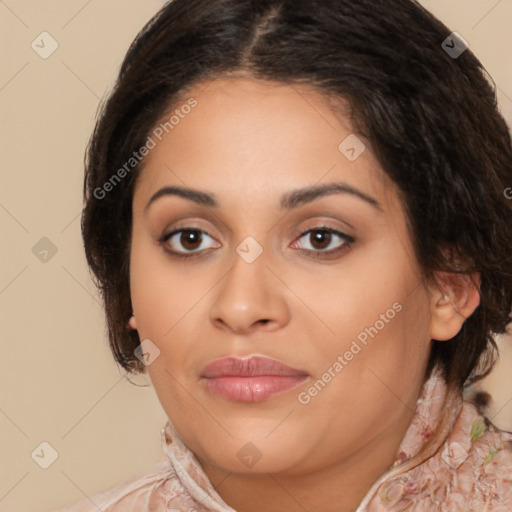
[209,247,290,335]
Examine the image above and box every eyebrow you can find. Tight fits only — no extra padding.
[144,182,382,213]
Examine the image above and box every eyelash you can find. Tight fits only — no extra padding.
[158,225,355,261]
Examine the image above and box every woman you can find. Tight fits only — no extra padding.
[54,0,512,510]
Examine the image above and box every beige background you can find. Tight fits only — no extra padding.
[0,1,511,510]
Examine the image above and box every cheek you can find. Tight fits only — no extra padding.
[129,237,212,400]
[296,290,431,455]
[316,284,431,409]
[129,235,203,338]
[300,241,432,405]
[296,248,420,352]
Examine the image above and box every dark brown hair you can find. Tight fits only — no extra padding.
[82,0,512,390]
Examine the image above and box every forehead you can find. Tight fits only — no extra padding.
[133,77,396,211]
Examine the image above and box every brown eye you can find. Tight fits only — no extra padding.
[179,230,203,250]
[309,230,333,250]
[160,228,219,258]
[294,227,354,259]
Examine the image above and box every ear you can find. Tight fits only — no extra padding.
[127,314,137,331]
[429,271,481,341]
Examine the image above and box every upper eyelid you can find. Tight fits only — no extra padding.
[161,226,352,263]
[162,222,350,237]
[290,224,351,240]
[161,224,352,247]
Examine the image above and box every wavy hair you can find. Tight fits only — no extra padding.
[81,0,512,390]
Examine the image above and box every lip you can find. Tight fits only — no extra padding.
[200,356,309,402]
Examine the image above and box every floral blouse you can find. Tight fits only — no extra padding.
[52,366,512,512]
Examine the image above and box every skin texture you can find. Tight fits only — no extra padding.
[128,77,480,512]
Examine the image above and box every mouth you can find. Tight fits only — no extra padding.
[200,355,310,402]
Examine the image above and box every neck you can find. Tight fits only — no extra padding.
[198,408,416,512]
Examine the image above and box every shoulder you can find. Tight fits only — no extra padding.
[443,397,512,470]
[49,461,175,511]
[419,399,512,509]
[375,400,512,511]
[447,398,512,488]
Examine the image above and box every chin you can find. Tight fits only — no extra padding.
[204,443,303,475]
[188,424,309,474]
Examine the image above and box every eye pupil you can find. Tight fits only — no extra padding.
[311,230,331,250]
[181,229,202,250]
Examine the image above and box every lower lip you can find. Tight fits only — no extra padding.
[201,375,309,402]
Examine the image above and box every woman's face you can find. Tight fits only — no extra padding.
[129,77,436,475]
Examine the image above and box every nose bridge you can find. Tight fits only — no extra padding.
[209,236,289,333]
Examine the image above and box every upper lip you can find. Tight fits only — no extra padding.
[200,355,309,378]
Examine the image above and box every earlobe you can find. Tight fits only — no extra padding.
[429,272,481,341]
[127,313,137,331]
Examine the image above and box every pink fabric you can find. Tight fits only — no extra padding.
[53,367,512,511]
